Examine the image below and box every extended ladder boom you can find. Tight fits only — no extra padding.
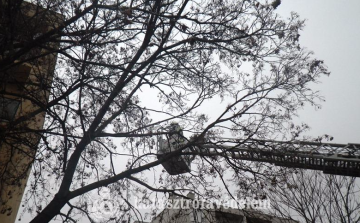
[200,139,360,177]
[158,126,360,176]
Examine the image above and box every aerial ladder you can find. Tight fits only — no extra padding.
[157,123,360,177]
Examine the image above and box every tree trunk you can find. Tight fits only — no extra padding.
[29,194,67,223]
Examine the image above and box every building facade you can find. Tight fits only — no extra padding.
[0,1,61,222]
[150,193,298,223]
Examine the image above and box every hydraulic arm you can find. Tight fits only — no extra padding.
[157,124,360,176]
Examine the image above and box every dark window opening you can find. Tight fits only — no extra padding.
[246,216,271,223]
[0,97,20,121]
[215,211,244,223]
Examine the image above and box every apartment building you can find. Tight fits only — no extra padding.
[150,193,298,223]
[0,1,61,222]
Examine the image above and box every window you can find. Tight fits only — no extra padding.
[215,211,244,223]
[0,97,20,121]
[246,217,271,223]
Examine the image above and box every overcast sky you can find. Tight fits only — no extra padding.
[277,0,360,144]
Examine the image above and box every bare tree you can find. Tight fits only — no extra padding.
[0,0,331,222]
[267,170,360,223]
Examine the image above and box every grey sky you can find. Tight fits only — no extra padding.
[277,0,360,144]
